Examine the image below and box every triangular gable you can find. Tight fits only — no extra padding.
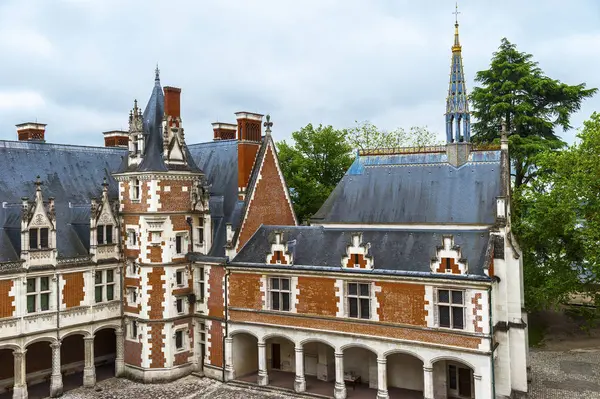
[235,137,297,252]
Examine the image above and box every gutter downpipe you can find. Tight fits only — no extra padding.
[489,285,496,399]
[222,262,230,382]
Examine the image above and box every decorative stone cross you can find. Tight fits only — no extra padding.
[264,114,273,135]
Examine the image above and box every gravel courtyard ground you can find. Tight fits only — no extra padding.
[56,348,600,399]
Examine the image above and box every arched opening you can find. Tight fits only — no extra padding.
[0,348,14,398]
[342,346,378,397]
[231,333,258,382]
[60,334,85,393]
[264,335,296,390]
[302,340,335,397]
[386,352,424,398]
[25,341,52,399]
[433,359,475,399]
[94,328,116,382]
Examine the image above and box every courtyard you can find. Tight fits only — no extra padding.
[35,347,598,399]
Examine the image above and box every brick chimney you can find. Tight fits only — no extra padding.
[103,130,129,147]
[163,86,181,118]
[16,123,46,142]
[235,112,264,200]
[212,122,237,141]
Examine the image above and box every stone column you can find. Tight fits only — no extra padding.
[333,350,346,399]
[49,342,63,397]
[474,373,484,399]
[257,341,269,386]
[423,365,434,399]
[376,356,388,399]
[115,327,125,377]
[224,337,234,381]
[12,349,27,399]
[294,345,306,392]
[83,336,96,387]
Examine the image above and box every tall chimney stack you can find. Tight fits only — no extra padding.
[212,122,237,141]
[163,86,181,118]
[16,123,46,142]
[235,112,264,199]
[103,130,129,147]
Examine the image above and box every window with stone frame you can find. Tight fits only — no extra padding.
[176,269,185,287]
[176,298,184,314]
[268,277,291,311]
[95,269,115,303]
[97,224,113,245]
[26,276,51,313]
[29,228,49,250]
[175,329,185,351]
[198,267,205,303]
[347,282,371,319]
[436,289,465,330]
[131,178,141,201]
[129,320,138,340]
[127,229,137,246]
[127,287,137,304]
[197,218,204,245]
[175,233,187,255]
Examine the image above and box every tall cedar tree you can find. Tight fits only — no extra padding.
[470,38,597,188]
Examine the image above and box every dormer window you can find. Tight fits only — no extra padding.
[131,178,141,201]
[29,228,49,250]
[97,225,113,245]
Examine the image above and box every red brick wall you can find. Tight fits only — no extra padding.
[122,215,141,261]
[121,180,151,213]
[124,276,141,314]
[62,272,85,308]
[237,144,296,250]
[173,319,193,366]
[124,340,142,367]
[0,279,15,318]
[296,277,338,317]
[208,321,223,367]
[230,310,481,349]
[207,266,225,318]
[229,273,262,310]
[147,268,165,319]
[375,282,428,326]
[238,142,260,194]
[472,293,483,333]
[157,181,192,212]
[149,323,166,368]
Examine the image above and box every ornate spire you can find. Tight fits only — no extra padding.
[155,64,160,83]
[445,2,471,143]
[263,114,273,135]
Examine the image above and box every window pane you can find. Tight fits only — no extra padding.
[26,278,36,293]
[176,271,182,285]
[40,277,49,291]
[271,291,280,310]
[97,226,104,244]
[176,332,183,349]
[95,271,103,284]
[29,229,38,249]
[177,299,183,313]
[349,297,358,318]
[198,228,204,244]
[452,307,464,329]
[176,236,182,254]
[282,293,290,311]
[106,270,114,283]
[27,295,35,313]
[449,365,457,389]
[40,228,49,248]
[107,284,114,301]
[95,286,103,303]
[106,226,113,244]
[348,283,357,296]
[282,278,290,291]
[451,291,463,305]
[439,306,450,327]
[438,290,450,303]
[271,278,279,290]
[199,282,205,301]
[360,283,370,296]
[360,298,370,319]
[41,293,49,311]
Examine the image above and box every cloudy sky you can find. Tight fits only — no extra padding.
[0,0,598,146]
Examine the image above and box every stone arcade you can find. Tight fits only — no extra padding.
[0,18,527,399]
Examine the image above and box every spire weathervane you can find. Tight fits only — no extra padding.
[453,2,461,25]
[155,64,160,82]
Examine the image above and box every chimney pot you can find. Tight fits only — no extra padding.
[164,86,182,119]
[234,111,264,142]
[103,130,129,147]
[211,122,237,141]
[16,122,46,142]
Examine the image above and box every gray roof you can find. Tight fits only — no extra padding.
[312,150,502,225]
[233,225,491,277]
[0,141,125,261]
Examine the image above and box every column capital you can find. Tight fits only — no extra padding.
[225,337,233,344]
[334,351,343,358]
[13,349,26,358]
[423,366,433,373]
[84,336,95,342]
[51,341,62,349]
[377,356,387,365]
[115,326,124,336]
[257,341,266,348]
[295,346,303,353]
[474,374,482,380]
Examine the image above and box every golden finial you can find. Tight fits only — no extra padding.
[452,2,462,52]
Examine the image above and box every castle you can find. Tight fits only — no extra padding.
[0,17,527,399]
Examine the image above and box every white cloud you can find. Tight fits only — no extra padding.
[0,91,45,110]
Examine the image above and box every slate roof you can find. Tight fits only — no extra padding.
[232,225,491,278]
[312,150,502,225]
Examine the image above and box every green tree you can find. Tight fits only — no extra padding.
[277,124,353,224]
[515,113,600,311]
[470,38,597,187]
[346,121,441,151]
